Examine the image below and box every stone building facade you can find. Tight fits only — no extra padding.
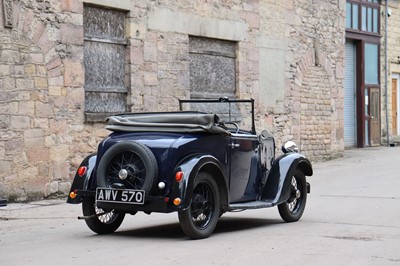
[0,0,345,201]
[382,1,400,143]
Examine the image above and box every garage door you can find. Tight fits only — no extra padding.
[344,41,356,147]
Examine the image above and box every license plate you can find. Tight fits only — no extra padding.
[96,188,145,205]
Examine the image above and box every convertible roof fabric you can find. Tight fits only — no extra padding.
[106,112,230,135]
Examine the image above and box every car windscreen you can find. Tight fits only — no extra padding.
[179,98,255,134]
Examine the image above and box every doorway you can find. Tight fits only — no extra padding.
[365,87,380,146]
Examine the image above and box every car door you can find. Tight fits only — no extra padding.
[228,134,260,203]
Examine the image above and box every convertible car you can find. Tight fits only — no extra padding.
[67,98,313,239]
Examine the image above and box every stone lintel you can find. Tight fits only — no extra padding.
[148,7,247,41]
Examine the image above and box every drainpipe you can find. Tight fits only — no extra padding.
[385,0,390,146]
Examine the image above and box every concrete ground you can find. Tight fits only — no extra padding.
[0,146,399,266]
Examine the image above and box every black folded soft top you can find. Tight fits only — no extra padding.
[106,112,230,135]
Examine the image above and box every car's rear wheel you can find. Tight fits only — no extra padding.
[82,196,125,234]
[278,169,307,222]
[178,172,220,239]
[96,141,158,192]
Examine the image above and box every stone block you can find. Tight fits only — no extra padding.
[47,180,59,195]
[30,53,44,64]
[46,57,62,70]
[144,41,157,62]
[52,162,70,179]
[5,138,24,155]
[1,49,20,63]
[59,181,71,194]
[60,24,83,45]
[33,118,50,129]
[63,60,84,87]
[27,147,50,163]
[0,115,10,129]
[49,86,62,96]
[16,78,34,90]
[35,102,54,117]
[0,65,10,76]
[0,160,12,177]
[25,64,36,76]
[0,102,18,114]
[24,128,45,148]
[34,77,48,88]
[18,103,33,120]
[131,46,144,65]
[50,145,69,162]
[48,76,64,86]
[143,72,158,86]
[61,0,83,13]
[10,116,31,130]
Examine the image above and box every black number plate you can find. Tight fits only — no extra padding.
[96,188,145,205]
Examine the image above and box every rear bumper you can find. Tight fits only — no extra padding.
[97,196,175,213]
[67,189,181,213]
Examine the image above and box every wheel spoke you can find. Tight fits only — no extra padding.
[189,183,214,229]
[105,151,148,189]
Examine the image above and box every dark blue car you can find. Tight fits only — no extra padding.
[67,98,313,239]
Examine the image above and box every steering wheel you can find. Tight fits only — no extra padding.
[223,122,239,134]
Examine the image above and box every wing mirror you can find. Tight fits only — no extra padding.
[282,141,299,153]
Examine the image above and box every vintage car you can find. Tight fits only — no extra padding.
[67,98,313,239]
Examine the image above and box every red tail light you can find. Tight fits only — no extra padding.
[77,166,87,177]
[175,171,184,183]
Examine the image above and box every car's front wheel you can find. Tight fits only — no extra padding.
[82,196,125,234]
[178,172,220,239]
[278,169,307,222]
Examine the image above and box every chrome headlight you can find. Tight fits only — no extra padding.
[282,141,299,153]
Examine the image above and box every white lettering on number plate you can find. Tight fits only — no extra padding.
[96,188,145,205]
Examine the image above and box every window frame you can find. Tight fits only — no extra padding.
[346,0,380,36]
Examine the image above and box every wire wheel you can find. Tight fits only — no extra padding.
[95,205,119,224]
[97,141,158,192]
[190,182,215,229]
[82,197,125,234]
[278,169,307,222]
[178,172,220,239]
[106,151,146,190]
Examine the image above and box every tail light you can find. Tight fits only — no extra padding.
[175,171,184,183]
[77,166,87,177]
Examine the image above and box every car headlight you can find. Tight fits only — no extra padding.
[282,141,299,153]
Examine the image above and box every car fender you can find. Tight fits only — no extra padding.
[173,155,227,210]
[260,153,312,205]
[66,153,97,204]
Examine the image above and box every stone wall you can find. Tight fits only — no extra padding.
[0,0,345,201]
[258,0,345,159]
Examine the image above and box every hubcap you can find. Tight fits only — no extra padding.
[118,169,128,180]
[295,189,301,199]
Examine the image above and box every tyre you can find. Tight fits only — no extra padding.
[278,169,307,222]
[178,172,220,239]
[97,141,158,192]
[82,197,125,234]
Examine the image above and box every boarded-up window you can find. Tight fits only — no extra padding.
[83,5,128,122]
[189,37,236,99]
[189,37,240,121]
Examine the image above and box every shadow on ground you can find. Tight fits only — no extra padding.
[108,216,283,240]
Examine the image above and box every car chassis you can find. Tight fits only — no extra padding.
[67,97,313,239]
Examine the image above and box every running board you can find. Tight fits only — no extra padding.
[228,200,275,211]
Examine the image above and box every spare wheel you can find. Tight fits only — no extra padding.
[96,141,158,193]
